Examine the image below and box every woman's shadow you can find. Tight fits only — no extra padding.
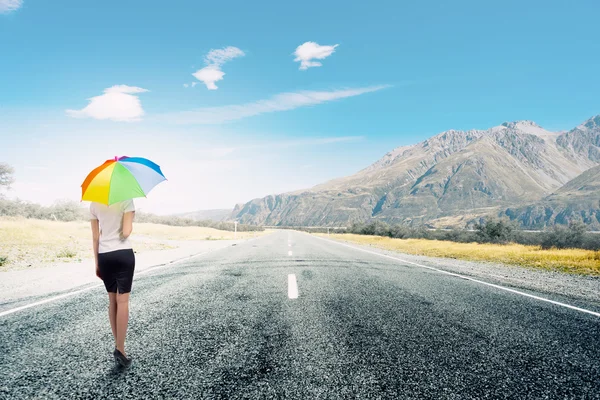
[109,362,133,376]
[103,362,134,382]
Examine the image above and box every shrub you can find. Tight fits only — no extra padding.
[349,222,366,234]
[0,197,264,232]
[389,224,409,239]
[342,218,600,251]
[134,212,263,232]
[410,226,433,240]
[541,222,588,250]
[474,219,515,244]
[582,234,600,251]
[357,221,385,236]
[0,256,8,266]
[0,198,86,221]
[57,248,76,258]
[440,229,478,243]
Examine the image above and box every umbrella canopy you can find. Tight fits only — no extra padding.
[81,156,166,205]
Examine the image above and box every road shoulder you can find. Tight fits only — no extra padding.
[0,239,241,312]
[314,234,600,305]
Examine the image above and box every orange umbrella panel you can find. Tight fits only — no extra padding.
[81,156,166,205]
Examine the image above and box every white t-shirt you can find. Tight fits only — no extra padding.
[90,200,135,254]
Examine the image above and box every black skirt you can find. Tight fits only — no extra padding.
[98,249,136,293]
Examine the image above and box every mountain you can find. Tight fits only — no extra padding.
[502,164,600,229]
[232,115,600,227]
[174,209,231,222]
[556,115,600,163]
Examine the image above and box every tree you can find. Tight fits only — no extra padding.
[0,163,14,186]
[0,162,15,195]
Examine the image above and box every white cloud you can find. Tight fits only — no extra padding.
[204,46,245,66]
[66,85,149,122]
[183,83,189,88]
[192,46,245,90]
[104,85,147,94]
[294,42,339,70]
[192,66,225,90]
[0,0,22,13]
[160,85,390,124]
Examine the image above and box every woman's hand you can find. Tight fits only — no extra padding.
[95,264,102,279]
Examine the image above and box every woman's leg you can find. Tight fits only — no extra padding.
[115,291,130,356]
[108,292,117,345]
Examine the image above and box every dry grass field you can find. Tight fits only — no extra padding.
[0,217,267,270]
[321,233,600,276]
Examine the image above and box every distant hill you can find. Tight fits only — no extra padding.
[502,164,600,229]
[231,115,600,228]
[174,209,232,222]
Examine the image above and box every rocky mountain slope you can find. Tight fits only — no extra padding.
[231,115,600,227]
[502,164,600,229]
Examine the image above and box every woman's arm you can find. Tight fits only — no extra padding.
[121,211,135,239]
[91,219,101,278]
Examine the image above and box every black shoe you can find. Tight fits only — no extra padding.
[113,348,132,368]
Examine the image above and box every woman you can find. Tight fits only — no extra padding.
[90,199,136,368]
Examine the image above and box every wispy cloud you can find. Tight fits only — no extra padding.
[160,85,390,124]
[268,136,364,148]
[66,85,149,122]
[191,137,364,159]
[204,47,245,66]
[191,46,245,90]
[294,42,339,70]
[0,0,22,13]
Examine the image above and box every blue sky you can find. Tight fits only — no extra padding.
[1,0,599,214]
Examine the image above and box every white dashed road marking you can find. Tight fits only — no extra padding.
[288,274,299,299]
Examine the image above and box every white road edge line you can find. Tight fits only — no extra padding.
[288,274,299,299]
[312,235,600,318]
[0,284,104,318]
[0,240,254,318]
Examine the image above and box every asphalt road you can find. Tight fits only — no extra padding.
[1,231,599,399]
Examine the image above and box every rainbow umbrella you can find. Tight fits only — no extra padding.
[81,156,167,205]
